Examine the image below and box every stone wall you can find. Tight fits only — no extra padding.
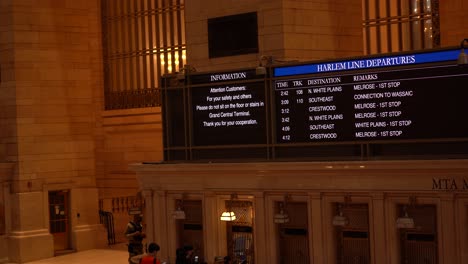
[1,0,105,262]
[184,0,363,72]
[440,0,468,46]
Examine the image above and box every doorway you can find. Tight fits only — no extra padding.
[175,200,204,262]
[399,204,437,264]
[335,203,370,264]
[226,200,254,264]
[277,202,310,264]
[48,190,70,252]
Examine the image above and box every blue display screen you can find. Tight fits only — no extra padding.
[274,49,460,77]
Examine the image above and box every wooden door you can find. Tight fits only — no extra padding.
[278,202,310,264]
[399,205,438,264]
[49,190,70,251]
[336,204,370,264]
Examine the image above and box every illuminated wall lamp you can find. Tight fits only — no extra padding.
[220,194,237,222]
[396,206,414,229]
[256,55,272,75]
[172,207,186,220]
[172,199,186,220]
[220,211,236,221]
[332,204,349,227]
[176,64,196,81]
[458,38,468,65]
[273,202,289,224]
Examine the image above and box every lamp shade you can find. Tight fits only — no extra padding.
[396,216,415,228]
[458,51,468,65]
[273,212,289,224]
[255,66,266,75]
[172,208,186,219]
[220,211,236,221]
[332,214,349,226]
[396,211,414,229]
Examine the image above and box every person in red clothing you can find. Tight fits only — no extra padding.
[130,242,161,264]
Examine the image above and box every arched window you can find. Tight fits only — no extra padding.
[101,0,186,109]
[362,0,440,54]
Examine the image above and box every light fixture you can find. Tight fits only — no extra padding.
[220,194,237,221]
[220,211,236,221]
[396,205,415,229]
[274,202,289,224]
[458,38,468,65]
[172,199,186,220]
[332,203,349,227]
[176,64,196,81]
[256,55,272,75]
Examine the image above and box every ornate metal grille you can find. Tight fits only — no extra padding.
[226,200,254,264]
[109,196,145,213]
[101,0,186,110]
[362,0,440,54]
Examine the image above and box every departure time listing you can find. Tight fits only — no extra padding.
[274,65,466,143]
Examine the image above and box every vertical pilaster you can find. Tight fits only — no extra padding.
[253,192,266,264]
[153,191,168,259]
[309,192,324,264]
[322,195,339,264]
[439,194,456,264]
[370,193,387,264]
[141,189,154,243]
[203,192,219,263]
[8,191,53,262]
[264,195,277,264]
[455,198,468,264]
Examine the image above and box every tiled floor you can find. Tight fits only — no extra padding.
[23,244,129,264]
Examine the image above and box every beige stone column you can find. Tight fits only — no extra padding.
[439,194,456,264]
[153,191,169,259]
[385,196,400,264]
[141,189,154,243]
[369,193,387,264]
[252,192,267,264]
[455,197,468,264]
[203,191,220,263]
[309,192,324,264]
[164,194,177,263]
[8,190,54,263]
[264,194,279,264]
[323,195,341,264]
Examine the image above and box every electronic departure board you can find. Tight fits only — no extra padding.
[190,69,267,146]
[163,48,468,161]
[273,47,468,144]
[274,64,468,143]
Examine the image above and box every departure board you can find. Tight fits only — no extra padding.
[274,64,468,143]
[163,48,468,161]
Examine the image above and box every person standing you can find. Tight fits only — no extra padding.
[175,245,195,264]
[223,256,231,264]
[126,215,146,264]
